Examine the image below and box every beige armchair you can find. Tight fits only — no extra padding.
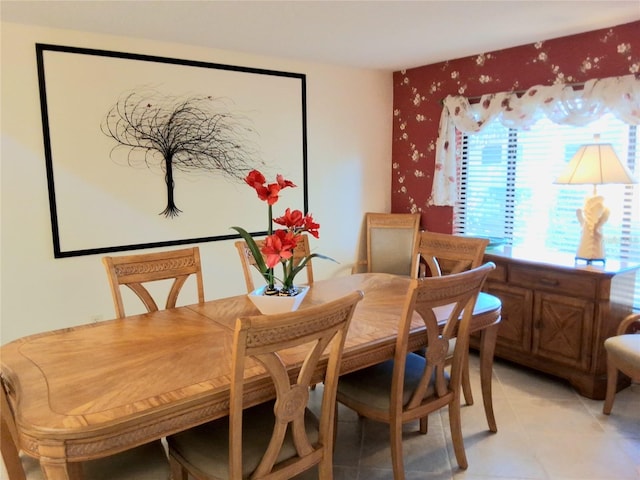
[603,313,640,414]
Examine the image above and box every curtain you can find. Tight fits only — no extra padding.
[432,74,640,206]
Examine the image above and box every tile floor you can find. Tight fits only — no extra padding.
[4,353,638,479]
[305,352,640,480]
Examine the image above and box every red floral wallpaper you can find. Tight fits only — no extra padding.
[392,20,640,233]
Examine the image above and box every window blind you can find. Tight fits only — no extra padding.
[454,114,640,310]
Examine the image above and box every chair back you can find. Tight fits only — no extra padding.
[229,290,363,478]
[411,231,489,278]
[102,247,204,318]
[235,233,314,293]
[358,212,420,275]
[393,263,494,417]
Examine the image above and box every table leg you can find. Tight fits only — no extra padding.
[39,458,83,480]
[479,322,500,433]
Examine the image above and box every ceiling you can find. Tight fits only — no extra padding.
[2,1,639,71]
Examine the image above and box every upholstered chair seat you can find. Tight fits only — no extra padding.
[336,353,447,411]
[167,401,319,478]
[605,335,640,368]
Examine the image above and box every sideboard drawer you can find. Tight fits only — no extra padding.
[509,265,598,298]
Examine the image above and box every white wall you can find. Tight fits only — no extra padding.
[0,22,392,343]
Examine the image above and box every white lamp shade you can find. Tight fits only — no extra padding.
[555,142,637,185]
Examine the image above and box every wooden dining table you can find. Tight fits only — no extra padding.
[1,272,501,480]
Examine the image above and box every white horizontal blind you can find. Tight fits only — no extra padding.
[455,114,640,310]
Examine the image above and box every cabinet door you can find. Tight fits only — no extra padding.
[532,292,594,371]
[486,282,532,352]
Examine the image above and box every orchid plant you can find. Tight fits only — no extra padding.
[232,169,334,296]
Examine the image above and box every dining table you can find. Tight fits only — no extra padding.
[1,272,501,480]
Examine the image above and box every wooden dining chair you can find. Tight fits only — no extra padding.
[352,212,421,275]
[235,233,314,293]
[410,231,499,431]
[167,290,363,480]
[1,376,171,480]
[336,263,495,478]
[603,313,640,414]
[410,231,489,279]
[410,231,489,397]
[102,246,205,318]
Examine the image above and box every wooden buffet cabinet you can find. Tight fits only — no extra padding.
[470,246,639,399]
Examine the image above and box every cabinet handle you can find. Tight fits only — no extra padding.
[538,278,559,286]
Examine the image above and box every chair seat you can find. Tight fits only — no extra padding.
[605,334,640,370]
[18,441,170,480]
[337,353,447,411]
[168,401,319,478]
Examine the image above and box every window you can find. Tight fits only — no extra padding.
[454,114,640,309]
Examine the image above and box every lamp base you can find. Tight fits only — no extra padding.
[575,256,605,266]
[575,193,609,264]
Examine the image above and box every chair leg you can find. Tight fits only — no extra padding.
[448,398,468,470]
[390,420,406,480]
[419,415,428,434]
[461,353,474,406]
[318,444,334,480]
[603,354,618,415]
[479,324,499,432]
[332,402,339,452]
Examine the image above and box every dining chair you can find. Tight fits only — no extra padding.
[335,263,495,478]
[102,246,205,318]
[235,233,314,293]
[603,313,640,414]
[167,290,363,480]
[352,212,420,275]
[410,231,489,278]
[1,376,171,480]
[410,232,489,391]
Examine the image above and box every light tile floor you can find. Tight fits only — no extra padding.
[4,353,638,479]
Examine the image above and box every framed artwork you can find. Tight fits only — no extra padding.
[36,43,307,258]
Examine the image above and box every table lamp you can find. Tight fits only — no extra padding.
[554,134,637,264]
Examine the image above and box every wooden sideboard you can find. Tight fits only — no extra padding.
[470,246,639,399]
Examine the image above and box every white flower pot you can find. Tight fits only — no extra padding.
[247,285,310,315]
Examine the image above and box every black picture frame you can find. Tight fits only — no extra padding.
[36,43,307,258]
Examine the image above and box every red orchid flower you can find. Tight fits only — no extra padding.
[273,208,305,229]
[244,170,265,189]
[260,183,282,205]
[261,230,297,268]
[276,174,296,189]
[303,214,320,238]
[244,170,296,206]
[232,169,333,294]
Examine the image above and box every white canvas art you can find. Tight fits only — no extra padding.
[37,44,307,257]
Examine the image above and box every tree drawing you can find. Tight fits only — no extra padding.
[102,89,261,218]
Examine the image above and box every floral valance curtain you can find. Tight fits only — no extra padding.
[432,74,640,206]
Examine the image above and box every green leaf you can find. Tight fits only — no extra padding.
[288,253,338,283]
[231,226,270,280]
